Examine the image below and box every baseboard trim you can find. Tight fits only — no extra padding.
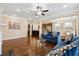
[3,36,27,41]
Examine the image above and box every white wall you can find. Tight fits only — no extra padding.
[0,31,2,55]
[0,16,28,40]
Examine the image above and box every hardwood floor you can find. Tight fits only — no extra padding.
[2,36,55,56]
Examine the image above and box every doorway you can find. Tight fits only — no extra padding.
[28,24,39,37]
[28,24,30,36]
[32,25,39,37]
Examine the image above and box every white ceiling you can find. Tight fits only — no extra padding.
[0,3,79,20]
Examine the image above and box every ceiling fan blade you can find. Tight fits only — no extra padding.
[41,13,45,16]
[42,10,48,12]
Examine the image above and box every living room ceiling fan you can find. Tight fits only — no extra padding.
[31,5,49,16]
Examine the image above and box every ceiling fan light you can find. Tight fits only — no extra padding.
[37,11,41,15]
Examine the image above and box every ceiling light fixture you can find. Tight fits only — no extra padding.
[17,8,21,12]
[31,5,49,17]
[64,5,67,8]
[37,11,42,15]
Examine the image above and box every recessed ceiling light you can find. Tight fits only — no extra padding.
[64,5,67,8]
[17,8,21,12]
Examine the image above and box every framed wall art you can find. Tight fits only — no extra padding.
[8,21,21,30]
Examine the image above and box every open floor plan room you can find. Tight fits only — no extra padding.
[0,3,79,56]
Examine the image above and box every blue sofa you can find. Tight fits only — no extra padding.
[57,35,79,56]
[62,36,79,56]
[41,32,60,44]
[71,36,79,56]
[62,46,77,56]
[41,32,53,41]
[52,33,66,49]
[47,35,79,56]
[53,34,77,50]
